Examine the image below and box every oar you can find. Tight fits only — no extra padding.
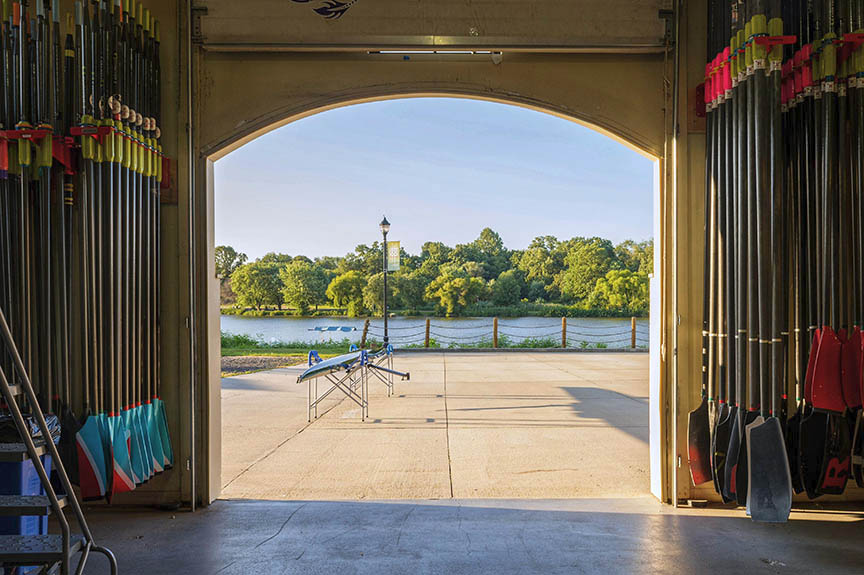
[727,0,751,507]
[690,34,715,485]
[722,2,740,502]
[852,0,864,488]
[745,1,793,522]
[713,5,735,501]
[736,2,762,504]
[744,0,771,517]
[152,17,171,469]
[812,0,852,496]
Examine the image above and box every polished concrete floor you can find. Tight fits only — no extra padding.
[80,497,864,574]
[220,352,650,500]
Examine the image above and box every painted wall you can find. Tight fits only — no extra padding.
[142,0,790,507]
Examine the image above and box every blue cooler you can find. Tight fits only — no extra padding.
[0,454,53,536]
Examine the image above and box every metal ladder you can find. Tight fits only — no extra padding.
[0,309,117,575]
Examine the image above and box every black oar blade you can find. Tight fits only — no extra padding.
[688,396,712,485]
[744,415,764,515]
[714,406,734,502]
[711,404,729,493]
[746,417,792,523]
[799,409,827,499]
[736,410,758,505]
[816,413,852,495]
[722,406,740,501]
[786,408,805,493]
[852,412,864,488]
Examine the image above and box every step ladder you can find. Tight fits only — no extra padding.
[0,309,117,575]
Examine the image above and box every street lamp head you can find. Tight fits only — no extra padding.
[380,216,391,235]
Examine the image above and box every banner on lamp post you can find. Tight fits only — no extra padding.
[387,241,401,272]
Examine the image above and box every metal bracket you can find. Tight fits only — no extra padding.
[658,8,674,45]
[191,5,208,44]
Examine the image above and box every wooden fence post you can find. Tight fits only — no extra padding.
[425,318,431,348]
[631,317,637,349]
[562,317,567,348]
[493,317,498,348]
[361,318,370,348]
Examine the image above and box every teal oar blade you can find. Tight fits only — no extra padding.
[145,402,165,473]
[135,403,155,479]
[108,413,136,496]
[75,415,108,500]
[123,407,146,484]
[154,397,173,468]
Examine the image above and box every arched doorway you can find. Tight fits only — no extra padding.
[201,94,665,502]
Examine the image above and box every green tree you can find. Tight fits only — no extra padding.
[230,262,282,311]
[615,239,654,274]
[326,271,366,315]
[338,243,383,276]
[470,227,511,280]
[215,245,248,280]
[280,260,329,314]
[425,267,486,316]
[491,269,525,306]
[258,252,294,265]
[392,271,428,311]
[587,269,649,314]
[363,272,385,314]
[417,241,452,280]
[557,238,619,302]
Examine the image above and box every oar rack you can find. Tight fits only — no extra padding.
[695,0,864,523]
[0,124,171,185]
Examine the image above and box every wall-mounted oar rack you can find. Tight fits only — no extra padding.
[0,125,171,184]
[692,0,864,523]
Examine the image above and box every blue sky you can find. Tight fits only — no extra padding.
[214,98,655,260]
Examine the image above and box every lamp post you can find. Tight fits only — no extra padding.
[380,216,390,346]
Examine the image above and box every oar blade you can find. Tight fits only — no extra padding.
[785,408,805,494]
[687,396,712,485]
[811,327,845,412]
[713,406,734,502]
[744,415,764,516]
[841,328,862,409]
[816,413,851,496]
[722,407,741,501]
[75,415,108,500]
[851,412,864,488]
[154,397,173,468]
[799,409,828,499]
[108,414,136,497]
[145,402,165,473]
[746,417,792,523]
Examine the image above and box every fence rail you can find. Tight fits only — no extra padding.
[362,317,649,350]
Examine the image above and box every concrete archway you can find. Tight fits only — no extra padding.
[199,90,667,503]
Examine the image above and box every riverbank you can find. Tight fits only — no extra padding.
[221,303,647,319]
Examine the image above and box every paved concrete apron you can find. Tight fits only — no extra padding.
[221,352,649,500]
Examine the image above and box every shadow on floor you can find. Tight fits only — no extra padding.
[79,498,864,575]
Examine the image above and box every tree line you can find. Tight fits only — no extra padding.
[216,229,653,317]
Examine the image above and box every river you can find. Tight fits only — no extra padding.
[221,315,650,349]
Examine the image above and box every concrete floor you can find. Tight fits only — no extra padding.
[73,353,864,574]
[220,352,650,500]
[80,497,864,574]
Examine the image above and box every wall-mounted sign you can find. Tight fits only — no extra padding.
[291,0,359,20]
[387,241,400,272]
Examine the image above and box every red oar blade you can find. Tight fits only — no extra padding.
[688,396,712,485]
[841,327,863,409]
[804,329,822,402]
[812,327,845,413]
